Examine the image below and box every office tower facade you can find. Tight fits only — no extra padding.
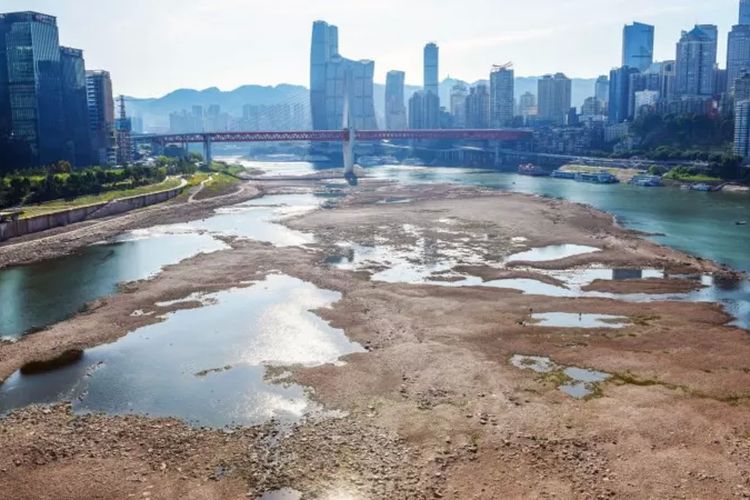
[595,75,610,104]
[86,70,116,165]
[622,22,655,72]
[742,0,750,25]
[727,24,750,92]
[0,14,11,139]
[490,66,514,128]
[537,73,572,126]
[675,25,718,97]
[609,66,639,124]
[60,46,91,166]
[309,21,377,130]
[734,99,750,157]
[450,83,469,128]
[465,84,490,129]
[3,12,66,166]
[408,90,440,129]
[424,43,439,97]
[385,70,407,130]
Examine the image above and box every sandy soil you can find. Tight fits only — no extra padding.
[1,180,749,499]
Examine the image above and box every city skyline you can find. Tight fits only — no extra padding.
[1,0,740,97]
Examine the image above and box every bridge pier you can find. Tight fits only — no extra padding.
[203,136,213,167]
[343,128,355,176]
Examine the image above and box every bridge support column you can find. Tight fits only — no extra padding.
[203,136,213,167]
[343,128,355,176]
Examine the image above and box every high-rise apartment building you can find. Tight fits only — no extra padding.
[734,99,750,157]
[2,12,66,166]
[450,83,469,128]
[424,43,439,97]
[675,25,718,97]
[595,75,610,104]
[465,84,490,129]
[309,20,377,130]
[622,22,655,72]
[608,66,639,124]
[385,70,407,130]
[727,24,750,92]
[490,65,514,128]
[60,46,91,166]
[86,70,116,165]
[408,91,440,129]
[537,73,572,126]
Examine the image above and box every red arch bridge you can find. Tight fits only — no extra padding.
[132,129,533,173]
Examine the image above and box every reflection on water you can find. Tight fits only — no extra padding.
[0,233,227,340]
[531,312,631,329]
[0,193,323,340]
[506,244,600,263]
[510,354,611,399]
[0,275,363,427]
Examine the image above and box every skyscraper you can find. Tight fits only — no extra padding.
[3,11,66,166]
[408,91,440,129]
[309,21,377,130]
[490,65,514,128]
[385,70,407,130]
[465,84,490,129]
[0,14,12,140]
[741,0,750,25]
[60,46,91,166]
[537,73,572,126]
[86,70,116,165]
[608,66,639,124]
[518,91,537,120]
[595,76,610,104]
[115,96,133,165]
[734,99,750,157]
[675,25,718,97]
[423,43,439,97]
[450,83,469,128]
[727,24,750,92]
[622,22,655,72]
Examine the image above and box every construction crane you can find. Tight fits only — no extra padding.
[492,62,513,71]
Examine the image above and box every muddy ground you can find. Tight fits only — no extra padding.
[1,179,749,499]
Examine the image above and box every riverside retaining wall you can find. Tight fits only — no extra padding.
[0,183,185,242]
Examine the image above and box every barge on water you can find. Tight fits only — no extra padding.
[550,169,619,184]
[629,174,664,187]
[518,164,550,177]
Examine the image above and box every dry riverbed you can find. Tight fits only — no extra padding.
[1,179,749,499]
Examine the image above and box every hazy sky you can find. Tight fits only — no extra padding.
[3,0,740,97]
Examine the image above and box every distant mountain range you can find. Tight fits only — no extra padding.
[127,77,599,131]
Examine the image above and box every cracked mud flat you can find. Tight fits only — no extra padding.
[1,179,750,499]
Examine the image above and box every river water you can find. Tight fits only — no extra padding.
[0,160,748,426]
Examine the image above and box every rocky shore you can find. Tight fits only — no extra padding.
[1,179,749,499]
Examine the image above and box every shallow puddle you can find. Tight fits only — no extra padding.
[188,194,318,246]
[0,232,227,340]
[510,355,611,399]
[259,488,303,500]
[505,244,600,263]
[531,312,631,329]
[0,275,364,427]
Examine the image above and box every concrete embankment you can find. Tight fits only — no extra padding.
[0,182,185,242]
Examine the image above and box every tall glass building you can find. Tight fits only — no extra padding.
[490,66,514,128]
[2,11,66,166]
[309,20,377,130]
[675,25,718,97]
[86,70,116,166]
[727,24,750,92]
[423,43,439,97]
[385,70,406,130]
[742,0,750,25]
[60,46,91,166]
[622,22,654,72]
